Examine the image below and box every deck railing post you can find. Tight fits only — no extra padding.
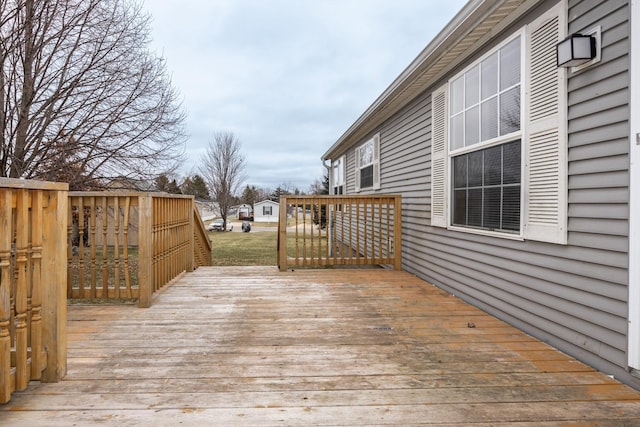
[278,196,288,271]
[138,194,153,308]
[188,197,195,273]
[393,196,403,270]
[40,185,68,382]
[0,188,12,402]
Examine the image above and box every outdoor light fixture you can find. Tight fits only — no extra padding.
[556,33,597,68]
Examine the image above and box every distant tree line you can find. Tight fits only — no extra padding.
[153,172,326,204]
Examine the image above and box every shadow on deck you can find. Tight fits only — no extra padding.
[2,266,640,425]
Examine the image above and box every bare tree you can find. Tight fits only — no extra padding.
[257,187,271,202]
[199,131,247,228]
[0,0,186,189]
[309,174,329,195]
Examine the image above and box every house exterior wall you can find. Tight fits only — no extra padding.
[335,0,638,388]
[629,0,640,373]
[254,201,279,223]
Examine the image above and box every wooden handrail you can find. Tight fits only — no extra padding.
[1,178,68,403]
[192,203,213,269]
[278,195,402,271]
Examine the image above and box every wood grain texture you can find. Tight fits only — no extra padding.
[2,266,640,425]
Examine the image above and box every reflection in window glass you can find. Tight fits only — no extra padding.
[465,65,479,107]
[359,140,374,166]
[465,105,480,147]
[451,114,464,151]
[333,158,343,185]
[500,86,520,135]
[481,97,498,141]
[451,77,464,115]
[481,52,499,100]
[449,35,520,151]
[500,37,521,90]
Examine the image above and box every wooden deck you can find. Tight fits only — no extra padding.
[2,266,640,425]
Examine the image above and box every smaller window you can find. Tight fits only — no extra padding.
[332,156,344,195]
[359,140,374,188]
[263,206,272,216]
[356,134,379,191]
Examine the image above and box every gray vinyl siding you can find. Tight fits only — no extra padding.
[345,148,356,194]
[342,0,636,387]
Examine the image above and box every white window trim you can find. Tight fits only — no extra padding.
[628,0,640,371]
[355,133,380,192]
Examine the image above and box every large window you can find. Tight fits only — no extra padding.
[431,4,567,244]
[449,35,522,234]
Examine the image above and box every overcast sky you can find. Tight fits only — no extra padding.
[143,0,468,192]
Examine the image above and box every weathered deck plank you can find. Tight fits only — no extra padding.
[2,266,640,425]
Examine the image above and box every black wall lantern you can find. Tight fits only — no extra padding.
[556,33,597,68]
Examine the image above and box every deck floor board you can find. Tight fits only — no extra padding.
[2,266,640,425]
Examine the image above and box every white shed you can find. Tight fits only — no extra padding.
[254,200,279,223]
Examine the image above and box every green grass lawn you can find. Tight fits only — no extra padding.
[209,231,278,266]
[208,229,327,266]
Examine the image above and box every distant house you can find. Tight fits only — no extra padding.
[236,204,254,221]
[254,200,279,223]
[322,0,640,390]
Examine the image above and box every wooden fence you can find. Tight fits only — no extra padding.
[278,195,402,271]
[67,192,212,308]
[0,178,68,403]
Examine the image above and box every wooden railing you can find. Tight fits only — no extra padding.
[67,192,212,308]
[278,195,402,271]
[192,205,213,269]
[0,178,68,404]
